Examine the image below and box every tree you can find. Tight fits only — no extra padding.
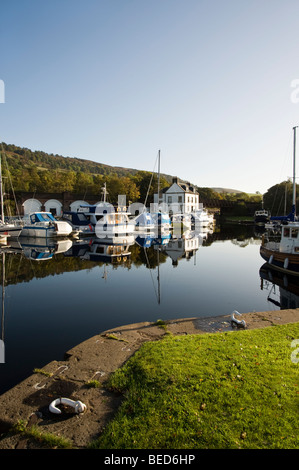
[263,180,299,217]
[134,171,168,205]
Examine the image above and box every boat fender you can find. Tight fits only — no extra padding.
[231,310,246,328]
[269,255,273,264]
[49,397,87,415]
[284,258,289,269]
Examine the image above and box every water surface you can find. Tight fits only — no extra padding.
[0,223,296,395]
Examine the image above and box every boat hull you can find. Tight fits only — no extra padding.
[0,226,22,238]
[21,224,72,238]
[21,226,57,238]
[255,216,270,225]
[260,245,299,276]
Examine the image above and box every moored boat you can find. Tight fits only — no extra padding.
[260,223,299,275]
[133,212,155,232]
[95,210,135,237]
[61,211,95,236]
[254,209,270,225]
[0,222,22,239]
[191,208,214,227]
[260,126,299,276]
[152,211,171,232]
[20,212,73,238]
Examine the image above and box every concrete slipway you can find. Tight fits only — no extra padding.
[0,308,298,449]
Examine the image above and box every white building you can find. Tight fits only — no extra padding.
[154,177,200,214]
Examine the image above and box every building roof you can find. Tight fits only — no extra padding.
[165,177,199,195]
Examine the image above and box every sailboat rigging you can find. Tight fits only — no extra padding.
[0,146,22,240]
[260,126,299,275]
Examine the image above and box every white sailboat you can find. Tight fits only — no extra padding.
[78,183,115,226]
[92,183,135,236]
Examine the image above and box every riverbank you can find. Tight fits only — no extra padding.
[0,308,298,449]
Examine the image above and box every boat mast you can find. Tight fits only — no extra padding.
[292,126,298,220]
[157,150,160,208]
[102,183,107,203]
[157,247,161,305]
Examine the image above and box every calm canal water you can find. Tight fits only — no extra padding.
[0,222,297,396]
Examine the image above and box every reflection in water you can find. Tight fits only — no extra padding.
[0,223,285,395]
[1,252,5,364]
[7,237,73,261]
[160,230,205,266]
[65,235,135,264]
[259,263,299,309]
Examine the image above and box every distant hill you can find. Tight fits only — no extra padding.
[1,142,175,184]
[211,187,243,194]
[0,142,253,203]
[0,142,176,202]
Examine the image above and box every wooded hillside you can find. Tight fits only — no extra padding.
[0,142,261,206]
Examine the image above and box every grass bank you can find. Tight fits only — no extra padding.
[91,323,299,449]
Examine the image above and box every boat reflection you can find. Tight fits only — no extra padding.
[64,235,135,264]
[0,223,215,270]
[259,263,299,309]
[6,237,73,261]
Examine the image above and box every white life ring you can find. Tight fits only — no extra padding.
[231,310,246,328]
[49,397,87,415]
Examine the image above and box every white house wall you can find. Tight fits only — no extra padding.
[154,182,199,214]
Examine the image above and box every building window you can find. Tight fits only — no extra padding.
[178,196,182,203]
[168,196,172,203]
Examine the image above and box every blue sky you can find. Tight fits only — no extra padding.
[0,0,299,194]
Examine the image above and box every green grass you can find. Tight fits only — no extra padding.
[86,379,102,388]
[91,324,299,449]
[13,421,72,449]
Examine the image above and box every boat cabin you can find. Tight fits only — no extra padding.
[280,223,299,253]
[29,212,56,224]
